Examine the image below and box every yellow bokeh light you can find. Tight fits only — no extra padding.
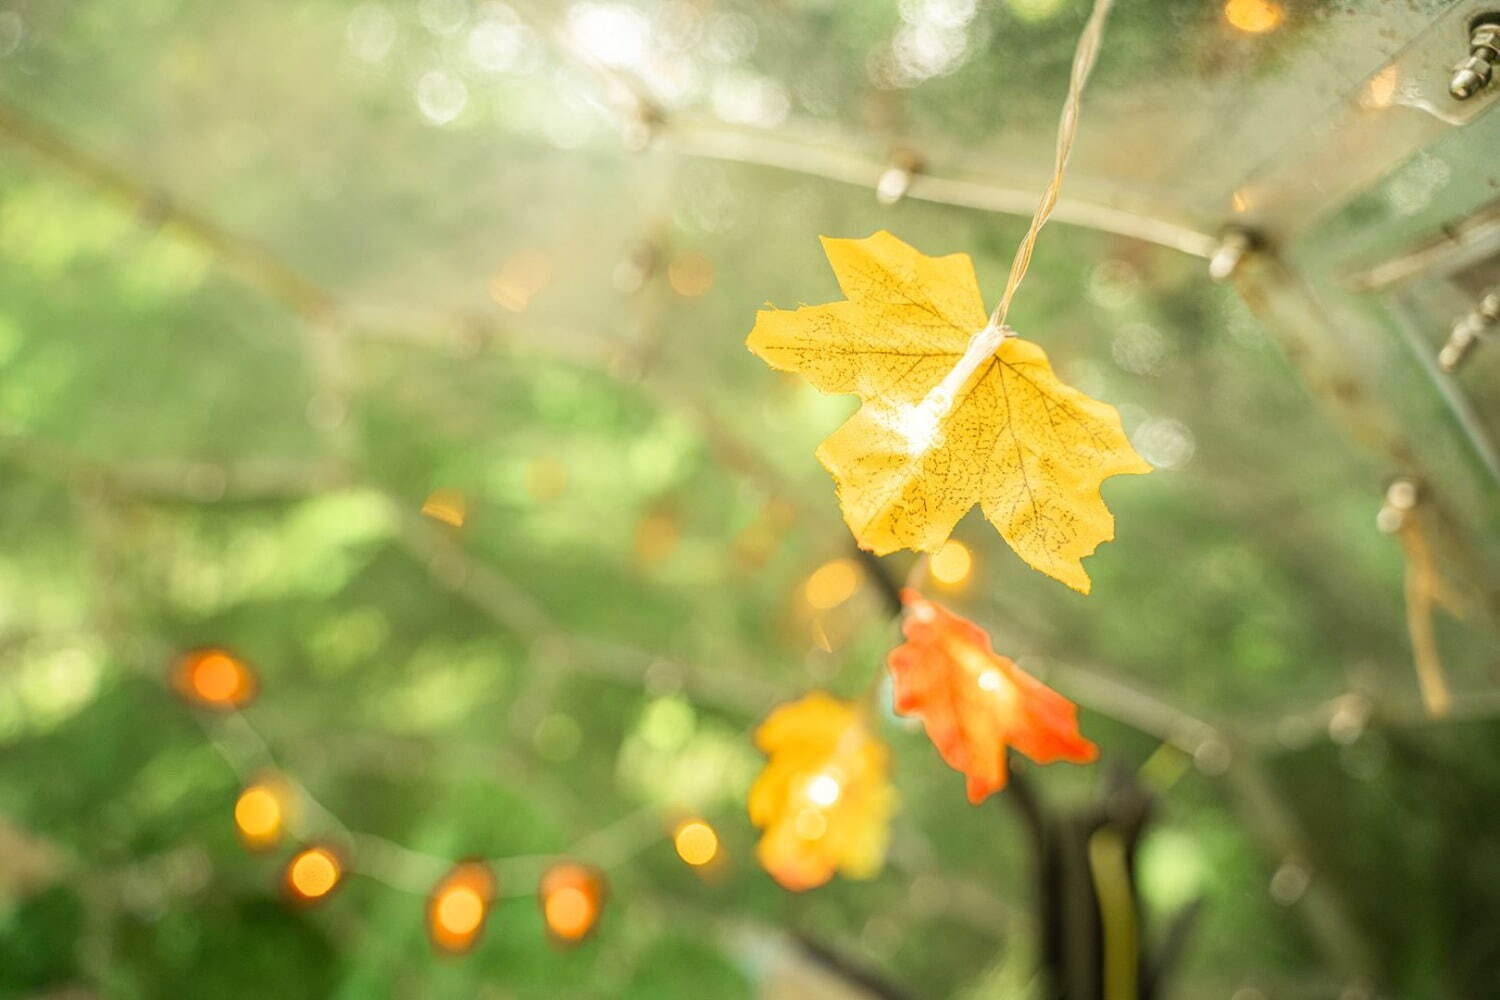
[929,540,973,588]
[634,512,680,566]
[1223,0,1283,33]
[428,862,496,953]
[674,820,719,866]
[286,846,341,901]
[421,488,467,527]
[234,784,283,848]
[804,558,860,611]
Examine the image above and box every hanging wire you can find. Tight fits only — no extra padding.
[201,706,663,898]
[988,0,1118,330]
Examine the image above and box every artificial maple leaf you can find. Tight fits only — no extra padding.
[888,590,1097,803]
[748,692,894,892]
[746,230,1150,593]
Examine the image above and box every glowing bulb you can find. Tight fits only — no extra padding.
[1223,0,1282,34]
[428,862,495,953]
[929,540,973,587]
[805,773,842,807]
[194,654,239,700]
[539,862,604,944]
[234,782,285,850]
[173,648,257,709]
[804,559,860,611]
[285,846,341,902]
[440,886,483,932]
[674,820,719,866]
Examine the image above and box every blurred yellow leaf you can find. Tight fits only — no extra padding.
[747,231,1150,593]
[748,692,893,891]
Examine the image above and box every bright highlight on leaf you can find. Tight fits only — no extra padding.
[748,692,894,892]
[285,846,342,903]
[428,861,496,954]
[747,231,1150,593]
[889,590,1098,803]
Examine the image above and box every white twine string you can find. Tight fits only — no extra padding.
[880,0,1117,457]
[988,0,1117,330]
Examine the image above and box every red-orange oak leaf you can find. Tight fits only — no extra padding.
[888,589,1097,803]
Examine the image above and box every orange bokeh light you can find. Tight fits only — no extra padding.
[173,648,257,709]
[428,862,496,954]
[1223,0,1283,34]
[234,779,287,850]
[285,846,342,903]
[539,862,604,945]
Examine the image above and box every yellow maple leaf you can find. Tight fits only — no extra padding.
[747,231,1151,593]
[748,692,894,892]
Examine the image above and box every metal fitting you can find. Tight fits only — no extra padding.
[1450,19,1500,100]
[1377,477,1420,535]
[1438,284,1500,372]
[1208,227,1256,283]
[875,150,923,206]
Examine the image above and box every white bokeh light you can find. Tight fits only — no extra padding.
[806,772,842,807]
[419,0,468,37]
[711,73,790,128]
[346,3,397,63]
[416,69,469,125]
[1112,322,1169,376]
[899,0,979,29]
[568,2,650,70]
[1132,416,1195,470]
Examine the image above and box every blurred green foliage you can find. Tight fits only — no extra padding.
[3,1,1500,998]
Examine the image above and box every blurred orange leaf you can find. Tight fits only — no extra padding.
[889,590,1097,803]
[748,692,893,892]
[747,231,1149,593]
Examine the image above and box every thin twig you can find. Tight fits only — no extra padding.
[0,100,334,322]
